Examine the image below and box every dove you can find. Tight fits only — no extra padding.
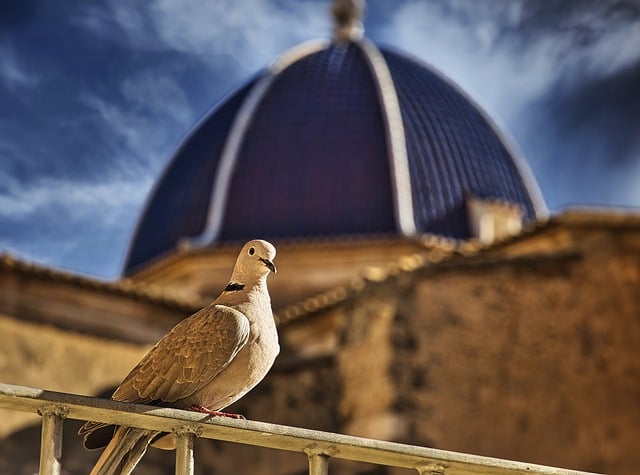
[79,239,279,475]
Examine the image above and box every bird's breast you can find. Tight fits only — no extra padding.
[195,317,279,411]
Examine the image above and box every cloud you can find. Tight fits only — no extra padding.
[69,0,334,184]
[0,173,149,222]
[0,43,40,91]
[105,0,330,75]
[381,0,640,121]
[379,1,533,120]
[0,171,153,277]
[80,70,195,174]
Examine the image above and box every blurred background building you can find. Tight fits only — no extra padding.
[0,1,638,474]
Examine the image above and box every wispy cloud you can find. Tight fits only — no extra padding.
[380,1,531,120]
[381,0,640,121]
[0,172,150,222]
[0,43,40,91]
[80,71,195,174]
[0,170,153,277]
[107,0,329,74]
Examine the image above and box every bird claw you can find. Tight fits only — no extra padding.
[187,405,246,419]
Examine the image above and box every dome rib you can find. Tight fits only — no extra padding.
[380,47,546,237]
[185,40,330,248]
[355,38,416,236]
[217,42,396,242]
[123,78,257,274]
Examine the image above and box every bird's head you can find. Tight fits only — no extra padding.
[231,240,277,283]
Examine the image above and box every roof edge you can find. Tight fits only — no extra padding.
[1,253,203,313]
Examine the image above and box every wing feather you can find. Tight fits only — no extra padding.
[112,304,250,405]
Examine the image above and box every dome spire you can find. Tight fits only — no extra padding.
[331,0,365,43]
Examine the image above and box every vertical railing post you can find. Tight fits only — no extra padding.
[307,452,330,475]
[38,406,67,475]
[174,428,196,475]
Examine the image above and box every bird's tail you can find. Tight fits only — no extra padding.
[89,426,158,475]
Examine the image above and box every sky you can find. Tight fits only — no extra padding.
[1,0,639,279]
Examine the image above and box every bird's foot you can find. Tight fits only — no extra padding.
[187,405,246,420]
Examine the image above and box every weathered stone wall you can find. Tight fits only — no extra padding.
[337,294,400,440]
[0,315,148,438]
[389,224,640,474]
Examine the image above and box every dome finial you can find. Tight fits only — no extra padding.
[331,0,365,43]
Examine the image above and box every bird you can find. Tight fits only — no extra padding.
[79,239,279,475]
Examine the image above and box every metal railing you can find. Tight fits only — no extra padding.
[0,383,602,475]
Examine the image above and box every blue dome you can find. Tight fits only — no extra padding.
[124,38,545,275]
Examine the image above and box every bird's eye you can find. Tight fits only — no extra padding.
[248,247,255,256]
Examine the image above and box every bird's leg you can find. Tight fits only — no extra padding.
[187,405,246,420]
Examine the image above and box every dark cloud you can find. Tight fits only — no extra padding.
[516,0,640,31]
[486,1,640,208]
[552,60,640,166]
[518,59,640,208]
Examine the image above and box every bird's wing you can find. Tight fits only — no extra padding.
[112,304,250,404]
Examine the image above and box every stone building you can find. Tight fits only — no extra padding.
[0,1,638,474]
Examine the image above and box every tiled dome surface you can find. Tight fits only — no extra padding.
[125,41,544,274]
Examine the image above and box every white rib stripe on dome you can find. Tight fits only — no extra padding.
[355,38,417,237]
[184,39,329,248]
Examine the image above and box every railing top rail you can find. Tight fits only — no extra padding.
[0,383,602,475]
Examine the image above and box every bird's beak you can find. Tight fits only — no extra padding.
[260,258,277,274]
